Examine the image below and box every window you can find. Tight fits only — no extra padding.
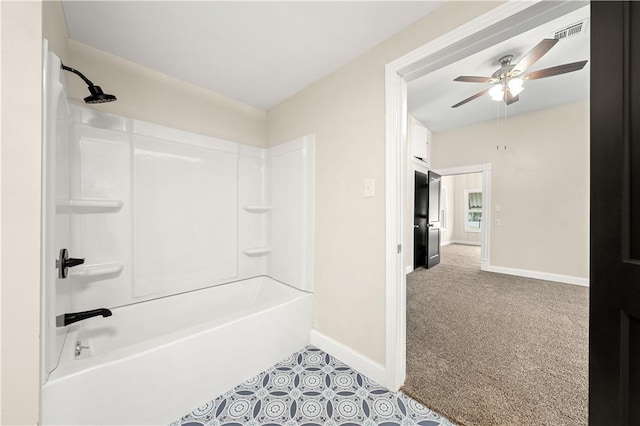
[464,189,482,233]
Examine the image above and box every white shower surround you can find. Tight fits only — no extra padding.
[41,50,314,425]
[54,105,314,313]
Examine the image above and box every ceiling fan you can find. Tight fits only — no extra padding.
[451,38,588,108]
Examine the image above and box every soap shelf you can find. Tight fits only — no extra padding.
[243,247,272,256]
[69,262,124,278]
[243,205,272,213]
[56,198,123,214]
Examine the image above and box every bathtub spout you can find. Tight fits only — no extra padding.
[56,308,112,327]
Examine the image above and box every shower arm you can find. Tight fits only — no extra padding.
[60,62,117,104]
[60,63,95,87]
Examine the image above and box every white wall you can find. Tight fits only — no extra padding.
[266,1,502,365]
[1,2,43,424]
[431,100,589,280]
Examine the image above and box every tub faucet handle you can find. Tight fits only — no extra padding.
[56,248,85,279]
[56,308,112,327]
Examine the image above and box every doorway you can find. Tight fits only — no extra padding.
[439,171,483,262]
[432,165,491,268]
[383,0,588,392]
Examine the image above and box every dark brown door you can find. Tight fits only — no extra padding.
[590,2,640,424]
[426,171,441,268]
[413,171,427,269]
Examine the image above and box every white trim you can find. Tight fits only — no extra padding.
[405,265,413,274]
[432,164,485,176]
[310,330,387,385]
[384,0,585,391]
[411,157,430,175]
[481,165,492,267]
[449,240,481,246]
[441,240,453,246]
[439,186,448,231]
[384,60,407,392]
[481,263,589,287]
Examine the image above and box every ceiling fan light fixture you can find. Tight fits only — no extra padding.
[453,38,587,108]
[508,78,525,96]
[489,84,504,101]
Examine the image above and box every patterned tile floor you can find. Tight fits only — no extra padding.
[171,346,454,426]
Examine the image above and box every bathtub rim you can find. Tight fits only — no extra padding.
[46,275,311,383]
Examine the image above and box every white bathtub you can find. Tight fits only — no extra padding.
[41,276,312,425]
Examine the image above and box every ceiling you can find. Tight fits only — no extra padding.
[61,1,443,111]
[407,5,590,133]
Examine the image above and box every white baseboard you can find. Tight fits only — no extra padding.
[441,240,452,246]
[481,263,589,287]
[405,265,413,274]
[449,240,481,246]
[310,330,386,385]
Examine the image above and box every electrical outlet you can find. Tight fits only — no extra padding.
[495,205,501,212]
[494,219,501,227]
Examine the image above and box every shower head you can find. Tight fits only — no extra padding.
[61,63,117,104]
[84,85,117,104]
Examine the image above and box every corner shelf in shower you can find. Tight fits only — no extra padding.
[69,262,124,279]
[243,247,272,256]
[56,198,124,214]
[243,205,272,213]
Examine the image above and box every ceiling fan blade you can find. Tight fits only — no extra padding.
[454,76,494,83]
[523,60,588,80]
[505,89,519,105]
[513,38,559,73]
[451,89,490,108]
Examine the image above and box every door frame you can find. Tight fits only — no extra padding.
[432,164,492,269]
[383,0,587,390]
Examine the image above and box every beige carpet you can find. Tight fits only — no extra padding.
[402,244,588,426]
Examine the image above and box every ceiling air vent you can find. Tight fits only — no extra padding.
[553,19,589,40]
